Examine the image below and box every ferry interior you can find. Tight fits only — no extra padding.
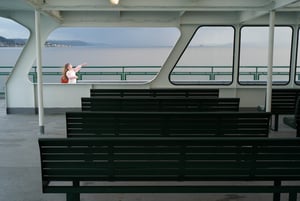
[1,0,300,201]
[0,0,299,113]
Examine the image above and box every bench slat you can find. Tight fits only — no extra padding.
[90,89,219,97]
[39,137,300,184]
[82,97,239,112]
[66,111,271,137]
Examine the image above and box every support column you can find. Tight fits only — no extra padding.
[232,24,241,97]
[290,24,298,87]
[35,10,45,134]
[266,11,275,112]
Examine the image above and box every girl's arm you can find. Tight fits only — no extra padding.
[74,62,87,72]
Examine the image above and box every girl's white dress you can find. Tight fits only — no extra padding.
[66,70,77,84]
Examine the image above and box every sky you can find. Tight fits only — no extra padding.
[0,17,30,39]
[0,16,294,48]
[48,27,180,47]
[0,17,180,47]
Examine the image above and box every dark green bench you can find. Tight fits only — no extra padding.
[66,111,271,138]
[269,89,300,131]
[283,98,300,137]
[90,88,219,97]
[39,137,300,201]
[81,97,240,112]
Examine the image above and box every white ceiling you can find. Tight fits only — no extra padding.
[1,0,300,25]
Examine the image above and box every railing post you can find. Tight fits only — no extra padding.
[210,67,215,80]
[77,72,82,80]
[32,66,37,83]
[121,66,126,80]
[254,66,259,81]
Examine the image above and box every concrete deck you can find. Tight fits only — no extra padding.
[0,98,298,201]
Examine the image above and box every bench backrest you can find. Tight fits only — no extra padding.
[271,89,300,114]
[294,98,300,135]
[39,137,300,186]
[66,111,271,138]
[81,97,240,112]
[90,89,219,97]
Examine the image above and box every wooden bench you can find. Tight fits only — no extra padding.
[39,137,300,201]
[66,111,271,138]
[270,89,300,131]
[90,88,219,97]
[81,97,240,112]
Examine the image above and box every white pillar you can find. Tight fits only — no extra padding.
[266,11,275,112]
[35,10,45,134]
[232,24,241,97]
[289,24,298,87]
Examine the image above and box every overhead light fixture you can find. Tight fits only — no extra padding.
[110,0,119,5]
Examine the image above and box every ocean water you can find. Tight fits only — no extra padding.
[0,46,292,66]
[0,46,293,84]
[0,47,173,66]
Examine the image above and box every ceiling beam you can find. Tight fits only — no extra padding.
[239,0,299,23]
[26,0,63,22]
[39,0,273,12]
[272,0,300,10]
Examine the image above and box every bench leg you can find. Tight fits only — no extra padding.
[67,181,80,201]
[273,180,281,201]
[274,115,279,131]
[289,192,297,201]
[67,193,80,201]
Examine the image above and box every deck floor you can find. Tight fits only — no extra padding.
[0,98,298,201]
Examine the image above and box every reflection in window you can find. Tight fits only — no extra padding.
[170,26,234,85]
[239,26,292,85]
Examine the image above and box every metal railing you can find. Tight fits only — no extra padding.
[0,65,296,96]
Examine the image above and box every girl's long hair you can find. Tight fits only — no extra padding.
[62,63,70,80]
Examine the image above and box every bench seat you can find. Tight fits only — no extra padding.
[270,89,300,131]
[283,116,296,129]
[280,97,300,136]
[90,88,219,97]
[81,97,240,112]
[66,111,271,138]
[39,137,300,201]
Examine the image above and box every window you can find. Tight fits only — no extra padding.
[0,17,29,95]
[170,26,235,85]
[40,27,180,83]
[239,26,292,85]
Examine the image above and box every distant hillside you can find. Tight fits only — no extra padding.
[0,36,89,47]
[0,36,26,47]
[45,40,89,47]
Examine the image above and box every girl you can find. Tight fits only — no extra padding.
[62,62,87,84]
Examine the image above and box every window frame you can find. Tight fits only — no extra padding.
[238,25,294,86]
[294,27,300,85]
[169,25,236,86]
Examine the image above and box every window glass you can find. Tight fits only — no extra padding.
[239,26,292,85]
[0,17,30,95]
[170,26,235,85]
[40,27,180,83]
